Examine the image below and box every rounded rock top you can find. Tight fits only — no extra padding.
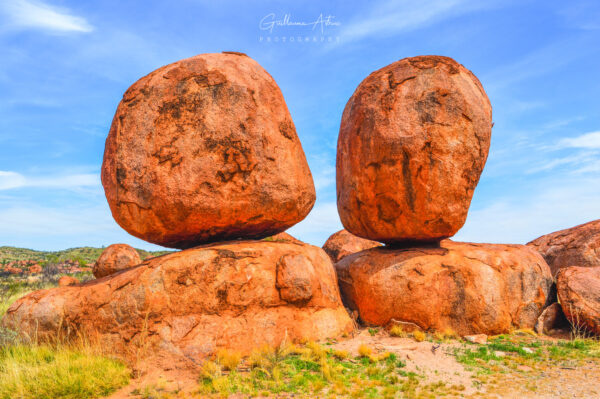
[337,55,492,244]
[101,52,316,249]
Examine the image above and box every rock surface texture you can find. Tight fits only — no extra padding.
[335,240,553,335]
[337,56,492,244]
[557,266,600,336]
[528,220,600,277]
[101,52,316,249]
[322,229,381,263]
[2,241,353,364]
[93,243,142,278]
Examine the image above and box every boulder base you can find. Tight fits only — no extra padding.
[528,219,600,276]
[322,229,381,263]
[93,243,142,278]
[2,241,352,364]
[557,266,600,336]
[335,240,553,335]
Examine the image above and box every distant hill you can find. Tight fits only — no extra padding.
[0,246,172,264]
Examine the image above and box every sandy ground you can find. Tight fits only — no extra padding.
[106,328,600,398]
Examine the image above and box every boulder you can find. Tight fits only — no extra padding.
[322,229,381,263]
[101,52,316,249]
[534,302,569,335]
[557,266,600,336]
[58,275,80,287]
[2,240,353,364]
[528,220,600,276]
[93,244,142,278]
[337,56,492,244]
[335,240,553,335]
[266,232,303,245]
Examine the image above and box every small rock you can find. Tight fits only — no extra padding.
[494,351,506,357]
[322,229,381,263]
[94,244,141,278]
[522,347,534,354]
[464,334,488,344]
[58,276,80,287]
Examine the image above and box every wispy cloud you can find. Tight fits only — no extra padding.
[1,0,93,33]
[558,131,600,149]
[0,171,98,190]
[338,0,491,43]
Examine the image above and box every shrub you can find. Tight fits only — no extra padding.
[412,331,426,342]
[216,348,241,371]
[389,325,405,337]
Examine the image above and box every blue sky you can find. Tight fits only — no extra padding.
[0,0,598,251]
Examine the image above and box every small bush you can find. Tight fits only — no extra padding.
[412,331,426,342]
[216,349,241,371]
[389,325,405,337]
[358,344,373,358]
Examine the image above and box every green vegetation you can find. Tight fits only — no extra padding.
[195,343,465,398]
[0,344,130,399]
[0,246,171,265]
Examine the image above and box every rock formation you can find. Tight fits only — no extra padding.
[58,275,80,287]
[534,303,569,336]
[337,55,492,244]
[2,240,353,364]
[335,240,553,335]
[557,266,600,336]
[101,52,316,249]
[528,220,600,276]
[322,229,381,263]
[93,243,142,278]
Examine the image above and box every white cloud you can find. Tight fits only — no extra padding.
[558,131,600,149]
[288,201,343,246]
[455,176,600,244]
[1,0,93,33]
[0,170,99,190]
[338,0,492,43]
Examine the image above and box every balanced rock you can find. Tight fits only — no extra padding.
[557,266,600,336]
[101,52,316,249]
[93,243,142,278]
[528,220,600,276]
[336,240,552,335]
[337,56,492,244]
[2,240,352,363]
[322,229,381,263]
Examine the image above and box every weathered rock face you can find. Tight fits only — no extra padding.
[2,241,353,363]
[93,243,142,278]
[101,52,316,249]
[322,229,381,263]
[528,220,600,277]
[266,232,303,245]
[557,266,600,336]
[337,56,492,244]
[335,240,553,335]
[534,303,569,335]
[58,276,80,287]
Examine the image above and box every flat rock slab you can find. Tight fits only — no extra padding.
[2,240,352,366]
[335,240,553,335]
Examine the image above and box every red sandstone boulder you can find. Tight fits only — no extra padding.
[101,52,316,249]
[557,266,600,336]
[58,275,80,287]
[528,220,600,276]
[93,244,142,278]
[322,229,381,263]
[337,56,492,244]
[2,240,352,365]
[335,240,553,335]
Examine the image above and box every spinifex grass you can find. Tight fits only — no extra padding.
[196,342,463,398]
[0,343,130,399]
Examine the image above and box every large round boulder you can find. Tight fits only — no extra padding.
[337,56,492,244]
[335,240,553,335]
[2,240,353,365]
[557,266,600,336]
[101,52,316,249]
[322,229,381,263]
[528,219,600,277]
[93,243,142,278]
